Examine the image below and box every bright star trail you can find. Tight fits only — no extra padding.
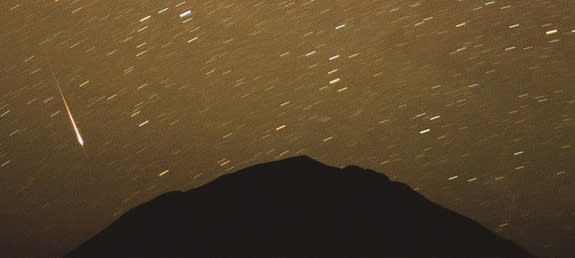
[0,1,573,257]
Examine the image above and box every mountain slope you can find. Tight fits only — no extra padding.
[66,156,533,257]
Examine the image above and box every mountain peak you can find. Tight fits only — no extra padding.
[66,156,533,257]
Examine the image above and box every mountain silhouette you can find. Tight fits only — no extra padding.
[65,156,533,257]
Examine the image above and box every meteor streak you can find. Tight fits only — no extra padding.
[47,59,85,148]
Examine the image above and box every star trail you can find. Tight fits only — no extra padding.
[0,0,573,257]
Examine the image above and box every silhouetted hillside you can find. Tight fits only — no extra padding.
[66,156,533,257]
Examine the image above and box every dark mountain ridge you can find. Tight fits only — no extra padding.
[66,155,533,257]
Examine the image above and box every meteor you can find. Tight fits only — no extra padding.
[46,59,85,148]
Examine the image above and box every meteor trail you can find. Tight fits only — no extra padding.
[46,59,85,148]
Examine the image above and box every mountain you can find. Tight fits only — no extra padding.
[65,155,533,257]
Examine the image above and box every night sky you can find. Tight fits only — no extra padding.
[1,0,574,257]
